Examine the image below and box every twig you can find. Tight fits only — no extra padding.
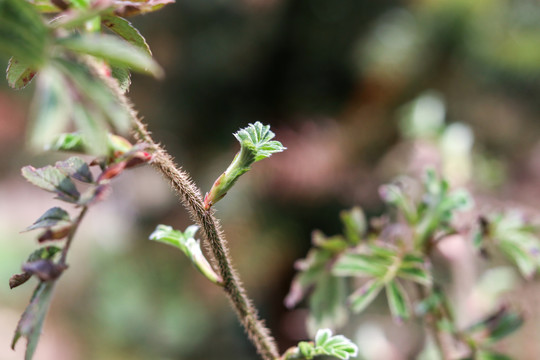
[59,206,89,265]
[91,62,280,360]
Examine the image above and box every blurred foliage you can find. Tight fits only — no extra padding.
[3,0,540,359]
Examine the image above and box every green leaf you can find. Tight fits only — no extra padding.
[333,252,390,278]
[57,33,162,77]
[72,103,109,155]
[54,58,131,136]
[25,207,71,231]
[312,231,348,253]
[298,341,315,359]
[313,328,358,360]
[385,280,410,323]
[50,5,109,30]
[284,249,333,309]
[398,255,432,286]
[21,165,80,203]
[498,241,537,279]
[348,278,384,313]
[307,273,348,335]
[379,183,417,223]
[6,58,37,89]
[29,66,72,150]
[204,122,285,209]
[12,281,56,360]
[110,66,131,93]
[0,0,49,66]
[55,157,94,183]
[397,265,432,286]
[485,312,523,343]
[340,207,366,245]
[102,15,151,55]
[149,225,222,285]
[233,121,286,162]
[48,133,86,152]
[474,351,512,360]
[466,308,523,345]
[28,0,58,12]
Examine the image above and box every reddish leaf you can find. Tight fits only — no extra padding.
[22,260,67,282]
[97,161,126,182]
[37,226,71,242]
[124,151,152,168]
[9,273,32,289]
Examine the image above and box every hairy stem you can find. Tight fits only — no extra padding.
[91,61,280,360]
[59,206,89,265]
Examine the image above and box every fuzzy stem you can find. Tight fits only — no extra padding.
[136,121,280,360]
[89,60,280,360]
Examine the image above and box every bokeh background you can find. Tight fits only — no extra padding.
[2,0,540,358]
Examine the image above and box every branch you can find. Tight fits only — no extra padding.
[59,206,88,265]
[91,61,280,360]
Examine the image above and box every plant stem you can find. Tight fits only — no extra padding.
[136,121,280,360]
[90,61,280,360]
[59,206,89,265]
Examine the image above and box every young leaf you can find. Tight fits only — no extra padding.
[48,133,86,153]
[348,278,384,313]
[340,206,366,245]
[397,265,432,286]
[307,273,348,335]
[474,351,512,360]
[6,58,36,89]
[379,183,417,224]
[333,252,390,278]
[398,255,432,286]
[204,122,285,209]
[233,122,286,162]
[102,15,151,55]
[284,249,333,309]
[385,280,410,323]
[50,3,109,30]
[21,165,80,203]
[12,281,56,360]
[110,66,131,93]
[28,66,72,150]
[25,207,71,231]
[284,329,358,360]
[57,33,162,77]
[55,157,94,183]
[313,329,358,360]
[149,225,222,285]
[0,0,48,66]
[54,58,131,136]
[466,307,523,344]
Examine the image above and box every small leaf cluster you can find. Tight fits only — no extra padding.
[2,0,170,153]
[204,121,286,209]
[149,224,223,286]
[474,213,540,279]
[281,329,358,360]
[10,136,152,360]
[287,169,537,359]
